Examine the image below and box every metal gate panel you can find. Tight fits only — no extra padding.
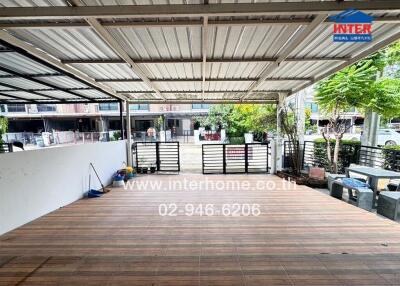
[158,142,180,172]
[136,142,157,169]
[202,144,224,174]
[135,142,180,172]
[202,143,270,174]
[225,145,246,174]
[247,144,269,173]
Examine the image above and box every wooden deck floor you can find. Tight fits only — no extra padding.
[1,174,400,286]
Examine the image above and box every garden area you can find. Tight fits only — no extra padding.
[193,104,277,144]
[280,40,400,183]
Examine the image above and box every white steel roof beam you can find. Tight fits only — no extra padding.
[241,14,327,101]
[0,2,399,20]
[116,90,290,94]
[61,57,349,64]
[1,16,399,29]
[84,18,165,100]
[67,0,164,101]
[95,77,312,83]
[202,16,208,101]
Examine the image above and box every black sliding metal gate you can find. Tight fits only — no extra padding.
[135,142,180,172]
[202,143,270,174]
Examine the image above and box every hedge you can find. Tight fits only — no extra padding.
[312,139,361,173]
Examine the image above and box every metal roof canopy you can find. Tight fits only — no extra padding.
[0,39,125,104]
[0,1,399,104]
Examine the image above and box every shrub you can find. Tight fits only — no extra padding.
[382,145,400,171]
[229,136,245,144]
[383,145,400,151]
[112,131,121,141]
[312,139,361,173]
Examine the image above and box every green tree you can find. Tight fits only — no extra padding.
[196,104,276,138]
[0,116,8,146]
[315,40,400,172]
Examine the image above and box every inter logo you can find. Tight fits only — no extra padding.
[329,9,373,42]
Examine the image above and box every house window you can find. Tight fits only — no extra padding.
[345,106,356,112]
[7,104,26,112]
[129,104,149,111]
[192,103,210,110]
[305,102,318,113]
[0,105,5,113]
[99,103,118,111]
[37,104,56,112]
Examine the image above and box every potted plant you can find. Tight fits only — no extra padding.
[140,159,148,174]
[137,158,145,174]
[150,163,157,174]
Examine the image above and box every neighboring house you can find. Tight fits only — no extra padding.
[303,86,364,134]
[0,103,210,136]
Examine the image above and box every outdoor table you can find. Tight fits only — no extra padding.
[345,166,400,208]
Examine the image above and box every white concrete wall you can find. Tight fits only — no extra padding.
[0,140,127,235]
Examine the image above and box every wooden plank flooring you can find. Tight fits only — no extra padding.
[1,174,400,285]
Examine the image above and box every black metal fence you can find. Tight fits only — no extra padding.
[135,142,180,172]
[202,143,271,174]
[0,143,13,153]
[291,140,400,173]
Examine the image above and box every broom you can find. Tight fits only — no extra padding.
[90,162,111,193]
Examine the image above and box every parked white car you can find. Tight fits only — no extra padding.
[304,129,400,146]
[376,129,400,146]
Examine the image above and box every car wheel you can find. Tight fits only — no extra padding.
[385,140,397,146]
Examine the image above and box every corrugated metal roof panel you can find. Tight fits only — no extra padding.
[289,23,399,59]
[82,0,203,5]
[73,89,110,99]
[141,63,202,79]
[206,81,251,91]
[0,77,50,90]
[0,52,56,75]
[36,90,81,100]
[0,0,398,102]
[108,26,202,59]
[38,76,88,89]
[0,0,67,7]
[10,28,118,60]
[208,62,268,79]
[71,63,140,80]
[0,94,14,100]
[1,91,49,100]
[209,24,306,59]
[156,81,201,92]
[103,81,152,92]
[257,80,307,91]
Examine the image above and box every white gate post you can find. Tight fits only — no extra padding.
[274,93,285,173]
[126,101,133,167]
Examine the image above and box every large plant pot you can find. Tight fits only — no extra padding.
[244,133,254,143]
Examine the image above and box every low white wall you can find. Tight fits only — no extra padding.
[0,140,127,235]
